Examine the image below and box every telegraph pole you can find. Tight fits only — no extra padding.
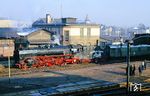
[8,39,11,84]
[8,56,11,84]
[126,40,130,95]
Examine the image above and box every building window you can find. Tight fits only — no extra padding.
[80,28,84,37]
[64,30,70,41]
[87,28,91,37]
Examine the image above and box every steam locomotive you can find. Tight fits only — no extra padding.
[14,45,78,63]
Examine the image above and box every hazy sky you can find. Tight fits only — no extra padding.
[0,0,150,27]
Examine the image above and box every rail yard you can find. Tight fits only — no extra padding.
[0,60,150,96]
[0,33,150,95]
[1,1,150,95]
[0,43,149,96]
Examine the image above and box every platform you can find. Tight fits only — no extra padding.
[1,80,119,96]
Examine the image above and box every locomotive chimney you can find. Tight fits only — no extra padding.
[46,14,52,24]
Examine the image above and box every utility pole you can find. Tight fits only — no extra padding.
[8,55,11,84]
[126,40,130,95]
[8,39,11,84]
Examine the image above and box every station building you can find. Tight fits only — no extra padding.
[32,14,100,47]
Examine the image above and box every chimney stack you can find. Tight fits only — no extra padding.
[46,14,52,24]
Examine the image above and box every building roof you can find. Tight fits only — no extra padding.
[32,18,46,25]
[17,28,39,36]
[17,28,52,36]
[0,28,19,38]
[32,17,100,27]
[33,22,100,27]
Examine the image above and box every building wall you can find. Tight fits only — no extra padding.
[0,39,14,57]
[26,30,51,47]
[63,25,100,46]
[69,36,99,46]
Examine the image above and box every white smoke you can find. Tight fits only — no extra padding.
[51,35,60,45]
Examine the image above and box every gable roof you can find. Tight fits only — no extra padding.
[32,18,46,25]
[26,29,51,37]
[17,28,52,36]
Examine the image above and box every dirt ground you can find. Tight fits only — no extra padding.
[0,61,150,95]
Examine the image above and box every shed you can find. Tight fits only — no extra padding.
[17,28,52,48]
[0,28,18,57]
